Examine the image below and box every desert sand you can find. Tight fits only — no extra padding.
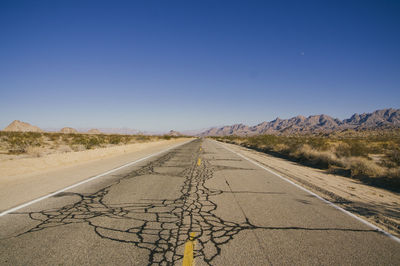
[0,139,187,178]
[0,138,192,212]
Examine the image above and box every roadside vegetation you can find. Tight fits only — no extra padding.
[0,131,184,158]
[212,129,400,191]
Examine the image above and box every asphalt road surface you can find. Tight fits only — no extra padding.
[1,139,399,265]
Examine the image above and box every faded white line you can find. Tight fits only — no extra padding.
[214,140,400,244]
[0,139,194,217]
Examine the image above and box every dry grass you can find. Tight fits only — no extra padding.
[0,131,188,159]
[25,146,47,157]
[212,129,400,190]
[346,157,386,177]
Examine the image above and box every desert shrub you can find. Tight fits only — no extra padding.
[245,135,285,151]
[26,146,46,157]
[346,140,370,157]
[387,148,400,166]
[135,135,151,142]
[347,157,385,177]
[124,136,132,144]
[109,135,123,145]
[162,135,172,140]
[86,137,101,149]
[5,132,44,153]
[8,137,27,153]
[0,131,165,157]
[291,144,343,168]
[71,144,86,152]
[387,167,400,179]
[70,135,102,149]
[306,137,329,150]
[272,143,291,153]
[105,135,133,145]
[335,142,351,157]
[46,133,60,142]
[61,134,73,143]
[71,135,88,146]
[57,145,73,153]
[283,137,304,152]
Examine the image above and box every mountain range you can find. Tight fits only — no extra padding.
[199,108,400,136]
[3,108,399,136]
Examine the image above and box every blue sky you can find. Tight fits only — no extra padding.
[1,0,399,131]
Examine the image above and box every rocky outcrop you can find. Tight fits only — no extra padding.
[60,127,78,134]
[167,130,182,136]
[87,129,102,134]
[3,120,43,132]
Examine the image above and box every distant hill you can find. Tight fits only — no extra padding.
[167,130,182,136]
[3,120,43,132]
[97,128,140,135]
[87,129,102,134]
[200,108,400,136]
[180,128,214,136]
[60,127,78,134]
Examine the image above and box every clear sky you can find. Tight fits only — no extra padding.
[1,0,399,132]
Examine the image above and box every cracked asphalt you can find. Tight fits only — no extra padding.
[0,138,399,265]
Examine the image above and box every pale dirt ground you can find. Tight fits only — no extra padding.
[219,141,400,237]
[0,139,188,178]
[0,138,192,212]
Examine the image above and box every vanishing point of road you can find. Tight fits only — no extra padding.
[1,139,399,265]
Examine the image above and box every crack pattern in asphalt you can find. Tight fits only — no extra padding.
[16,141,378,265]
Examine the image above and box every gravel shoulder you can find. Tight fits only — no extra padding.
[218,141,400,237]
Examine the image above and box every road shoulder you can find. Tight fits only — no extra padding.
[217,141,400,238]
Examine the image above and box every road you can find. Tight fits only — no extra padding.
[0,138,399,265]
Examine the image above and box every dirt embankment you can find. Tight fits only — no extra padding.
[219,141,400,237]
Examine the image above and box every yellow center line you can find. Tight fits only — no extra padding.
[197,158,201,166]
[182,232,196,266]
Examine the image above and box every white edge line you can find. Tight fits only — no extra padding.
[214,140,400,244]
[0,139,194,218]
